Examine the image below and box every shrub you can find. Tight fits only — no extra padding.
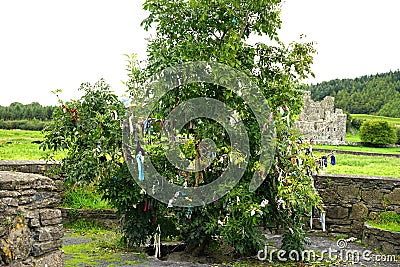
[359,120,397,145]
[351,117,365,131]
[0,119,48,131]
[396,127,400,145]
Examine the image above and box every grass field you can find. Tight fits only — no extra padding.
[351,114,400,126]
[319,153,400,178]
[314,144,400,154]
[345,132,361,142]
[0,129,65,160]
[1,129,399,178]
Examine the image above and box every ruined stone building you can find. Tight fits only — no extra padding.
[294,91,347,144]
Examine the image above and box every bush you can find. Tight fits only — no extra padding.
[351,117,365,131]
[396,127,400,145]
[359,120,397,145]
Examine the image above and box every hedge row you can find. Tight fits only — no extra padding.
[0,120,49,131]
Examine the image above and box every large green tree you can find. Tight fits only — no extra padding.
[43,0,322,259]
[123,0,321,256]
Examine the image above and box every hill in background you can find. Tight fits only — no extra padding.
[305,70,400,117]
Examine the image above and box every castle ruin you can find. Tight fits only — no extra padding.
[294,91,347,144]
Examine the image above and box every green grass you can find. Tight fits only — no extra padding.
[368,221,400,233]
[367,212,400,232]
[0,129,65,160]
[63,220,146,267]
[314,144,400,154]
[318,153,400,178]
[345,131,361,142]
[351,114,400,126]
[62,184,113,210]
[64,219,111,235]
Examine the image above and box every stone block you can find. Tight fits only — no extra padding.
[40,209,62,226]
[20,189,36,196]
[18,195,34,205]
[381,242,396,254]
[384,188,400,205]
[31,240,62,257]
[351,221,364,236]
[325,217,350,225]
[33,225,64,242]
[394,206,400,214]
[33,192,61,209]
[1,197,19,207]
[318,189,339,204]
[33,250,64,267]
[337,184,360,203]
[29,218,41,228]
[40,209,61,221]
[327,206,348,219]
[362,223,400,254]
[24,211,41,228]
[52,224,64,240]
[0,219,33,264]
[367,211,379,220]
[0,202,7,213]
[361,189,383,205]
[33,228,52,242]
[0,190,20,198]
[349,202,369,220]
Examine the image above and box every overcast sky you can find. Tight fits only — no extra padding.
[1,0,399,106]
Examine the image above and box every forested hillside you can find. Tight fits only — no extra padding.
[306,70,400,117]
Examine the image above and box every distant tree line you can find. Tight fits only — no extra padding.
[0,102,56,121]
[0,102,56,130]
[306,70,400,117]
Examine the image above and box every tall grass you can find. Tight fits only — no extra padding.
[62,185,113,210]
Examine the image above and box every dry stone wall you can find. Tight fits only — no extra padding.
[0,171,63,267]
[0,161,399,259]
[314,174,400,237]
[60,208,119,228]
[362,223,400,254]
[0,160,58,175]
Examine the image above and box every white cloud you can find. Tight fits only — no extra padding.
[0,0,399,105]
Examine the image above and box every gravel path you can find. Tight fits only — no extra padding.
[62,231,399,267]
[264,232,399,267]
